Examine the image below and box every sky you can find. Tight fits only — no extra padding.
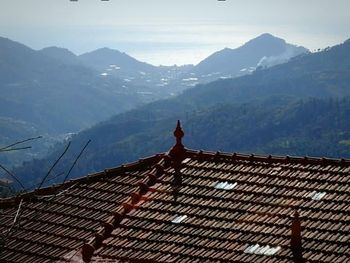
[0,0,349,66]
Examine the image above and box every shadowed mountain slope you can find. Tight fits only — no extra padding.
[11,39,350,189]
[192,33,308,81]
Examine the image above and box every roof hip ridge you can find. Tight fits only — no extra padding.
[68,154,171,263]
[70,121,188,262]
[0,154,163,209]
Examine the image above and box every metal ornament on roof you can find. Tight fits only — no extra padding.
[169,120,186,204]
[169,120,185,159]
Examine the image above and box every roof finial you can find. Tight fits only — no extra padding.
[169,121,186,205]
[169,120,185,158]
[291,210,304,263]
[174,120,184,145]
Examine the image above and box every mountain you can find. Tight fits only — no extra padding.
[39,46,82,65]
[79,47,157,74]
[73,34,307,93]
[0,36,54,83]
[78,48,192,94]
[0,37,151,134]
[191,33,308,83]
[11,38,350,189]
[0,34,313,174]
[0,37,166,167]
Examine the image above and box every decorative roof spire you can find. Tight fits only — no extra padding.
[174,120,184,145]
[169,120,185,158]
[169,121,186,205]
[291,210,303,263]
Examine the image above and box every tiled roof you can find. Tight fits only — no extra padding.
[0,155,163,263]
[1,122,350,262]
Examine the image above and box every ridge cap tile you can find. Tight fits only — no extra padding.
[1,148,350,263]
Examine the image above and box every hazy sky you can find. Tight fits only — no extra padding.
[1,0,349,65]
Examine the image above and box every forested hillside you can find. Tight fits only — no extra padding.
[0,37,165,167]
[10,39,350,190]
[0,34,310,169]
[0,37,152,135]
[12,96,350,190]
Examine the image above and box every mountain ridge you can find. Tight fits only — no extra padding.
[39,46,82,65]
[193,33,309,80]
[0,37,156,167]
[0,33,325,177]
[10,38,350,188]
[79,47,157,73]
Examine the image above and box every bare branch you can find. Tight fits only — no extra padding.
[0,136,42,151]
[0,146,32,153]
[37,141,71,190]
[44,172,65,184]
[62,140,91,184]
[0,164,25,191]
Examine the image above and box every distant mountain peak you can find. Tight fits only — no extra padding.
[194,33,308,76]
[259,32,274,37]
[255,33,281,40]
[79,47,156,72]
[39,46,80,65]
[41,46,75,53]
[243,33,286,48]
[97,47,118,52]
[40,46,77,57]
[80,47,134,59]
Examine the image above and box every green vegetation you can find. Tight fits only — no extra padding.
[6,38,350,191]
[338,139,350,146]
[12,96,350,190]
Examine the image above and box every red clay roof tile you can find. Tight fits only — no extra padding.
[1,124,349,262]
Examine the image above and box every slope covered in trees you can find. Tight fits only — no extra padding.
[11,39,350,189]
[12,96,350,190]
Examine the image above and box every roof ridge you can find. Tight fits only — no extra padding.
[3,121,350,262]
[3,148,349,209]
[60,154,171,262]
[0,154,163,209]
[185,149,350,165]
